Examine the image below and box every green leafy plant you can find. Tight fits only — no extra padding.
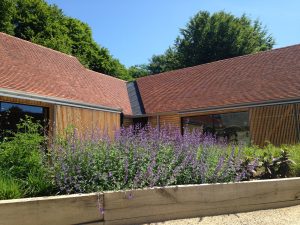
[0,116,53,197]
[257,149,295,179]
[273,149,295,178]
[245,143,300,178]
[0,172,22,200]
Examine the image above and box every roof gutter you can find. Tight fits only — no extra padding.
[0,88,122,113]
[179,98,300,115]
[126,97,300,118]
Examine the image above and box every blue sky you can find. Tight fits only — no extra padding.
[46,0,300,67]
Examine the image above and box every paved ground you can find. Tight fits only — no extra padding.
[145,205,300,225]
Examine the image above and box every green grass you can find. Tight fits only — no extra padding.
[0,172,22,200]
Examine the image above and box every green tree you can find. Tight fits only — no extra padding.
[128,64,150,79]
[0,0,132,80]
[148,11,275,74]
[0,0,16,35]
[148,47,180,74]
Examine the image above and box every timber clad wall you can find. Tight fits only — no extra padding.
[0,96,121,139]
[159,115,181,128]
[249,104,299,146]
[144,103,300,146]
[54,105,120,138]
[2,95,300,146]
[148,115,181,129]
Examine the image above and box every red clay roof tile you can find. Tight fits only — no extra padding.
[136,44,300,114]
[0,32,132,115]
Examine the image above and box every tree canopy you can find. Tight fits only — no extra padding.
[0,4,275,80]
[0,0,131,80]
[148,11,275,74]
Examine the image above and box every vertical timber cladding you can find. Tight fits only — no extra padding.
[148,114,181,129]
[54,105,120,139]
[249,104,298,146]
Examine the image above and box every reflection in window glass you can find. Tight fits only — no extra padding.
[182,111,250,144]
[0,102,48,140]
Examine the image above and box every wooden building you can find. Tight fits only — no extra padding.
[1,32,300,146]
[0,32,131,140]
[127,44,300,146]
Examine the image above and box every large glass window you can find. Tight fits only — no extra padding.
[0,102,48,140]
[182,111,250,144]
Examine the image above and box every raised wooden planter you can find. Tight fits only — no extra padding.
[1,178,300,225]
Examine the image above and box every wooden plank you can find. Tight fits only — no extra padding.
[0,96,52,108]
[0,193,104,225]
[54,105,120,138]
[249,104,297,146]
[104,178,300,225]
[105,200,300,225]
[159,114,181,128]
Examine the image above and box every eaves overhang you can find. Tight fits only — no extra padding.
[0,88,122,113]
[127,97,300,118]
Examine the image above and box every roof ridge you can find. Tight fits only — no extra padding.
[85,68,127,83]
[137,43,300,80]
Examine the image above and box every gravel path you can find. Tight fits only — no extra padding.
[145,205,300,225]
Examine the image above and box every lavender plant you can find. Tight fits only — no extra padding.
[50,124,254,194]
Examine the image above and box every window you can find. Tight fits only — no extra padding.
[182,111,250,144]
[0,102,48,140]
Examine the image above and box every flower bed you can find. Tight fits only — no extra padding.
[0,118,299,200]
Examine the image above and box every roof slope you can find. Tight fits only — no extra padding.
[0,32,132,115]
[136,45,300,114]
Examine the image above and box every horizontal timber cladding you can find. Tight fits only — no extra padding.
[104,178,300,225]
[54,105,120,139]
[249,104,298,146]
[0,193,104,225]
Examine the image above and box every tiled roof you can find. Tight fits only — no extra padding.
[0,32,132,115]
[136,44,300,114]
[1,32,300,117]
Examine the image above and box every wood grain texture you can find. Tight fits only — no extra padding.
[54,105,120,139]
[148,115,181,129]
[0,193,104,225]
[0,96,52,108]
[250,104,298,146]
[104,178,300,225]
[148,116,158,128]
[0,178,299,225]
[159,114,181,128]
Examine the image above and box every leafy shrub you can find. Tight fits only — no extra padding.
[50,125,254,194]
[287,145,300,177]
[0,117,53,197]
[244,144,299,178]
